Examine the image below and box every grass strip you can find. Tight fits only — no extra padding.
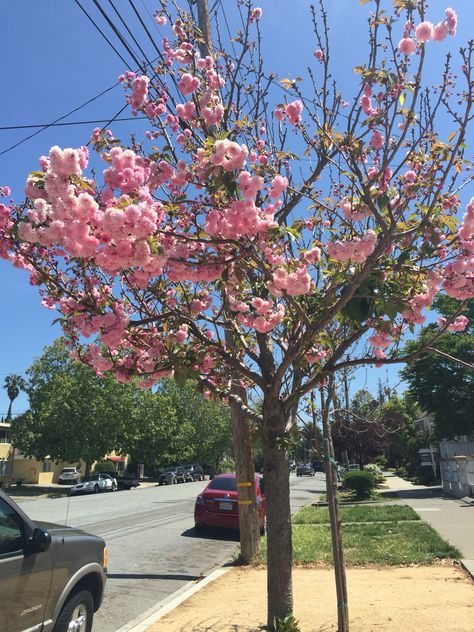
[292,504,419,525]
[255,522,460,566]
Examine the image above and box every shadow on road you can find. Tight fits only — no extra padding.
[180,527,240,542]
[107,572,203,581]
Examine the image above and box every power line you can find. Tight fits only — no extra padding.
[0,117,147,131]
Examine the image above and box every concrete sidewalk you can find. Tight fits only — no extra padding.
[382,473,474,576]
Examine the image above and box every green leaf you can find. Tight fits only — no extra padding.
[399,92,406,106]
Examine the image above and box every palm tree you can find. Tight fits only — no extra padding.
[3,374,26,420]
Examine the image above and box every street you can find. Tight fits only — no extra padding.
[17,473,325,632]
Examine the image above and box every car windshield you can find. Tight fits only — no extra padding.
[164,467,176,472]
[81,476,99,483]
[207,477,237,491]
[62,468,76,473]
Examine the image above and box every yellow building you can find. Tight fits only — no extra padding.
[0,422,128,485]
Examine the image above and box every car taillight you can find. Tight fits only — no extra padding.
[102,546,108,571]
[196,495,205,505]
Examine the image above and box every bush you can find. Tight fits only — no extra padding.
[342,470,376,499]
[373,455,387,469]
[94,460,116,472]
[364,463,386,484]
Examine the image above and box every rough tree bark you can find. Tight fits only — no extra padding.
[262,394,293,628]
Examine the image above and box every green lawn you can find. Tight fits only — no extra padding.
[292,504,419,525]
[254,504,460,566]
[256,522,460,566]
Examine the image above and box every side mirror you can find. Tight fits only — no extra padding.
[28,528,52,555]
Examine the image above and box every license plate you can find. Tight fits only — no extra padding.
[219,501,233,511]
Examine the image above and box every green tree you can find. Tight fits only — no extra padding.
[3,374,25,420]
[12,340,140,474]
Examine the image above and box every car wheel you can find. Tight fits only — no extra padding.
[112,483,117,492]
[53,589,94,632]
[94,484,100,494]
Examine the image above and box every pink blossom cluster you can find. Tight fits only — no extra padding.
[458,196,474,252]
[327,230,377,263]
[368,329,391,360]
[398,8,458,53]
[104,148,150,194]
[205,199,274,239]
[212,140,248,172]
[238,302,285,334]
[275,100,303,126]
[443,256,474,299]
[238,171,264,200]
[268,175,289,199]
[268,265,312,296]
[437,315,469,332]
[401,271,440,324]
[178,73,201,95]
[370,130,385,150]
[340,199,371,222]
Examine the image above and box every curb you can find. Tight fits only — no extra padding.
[114,567,232,632]
[460,559,474,581]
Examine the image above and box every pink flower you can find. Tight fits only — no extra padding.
[445,7,457,36]
[268,175,289,199]
[314,49,324,61]
[415,21,434,43]
[249,7,262,23]
[369,130,384,150]
[285,100,303,125]
[154,14,167,26]
[398,37,417,55]
[447,315,469,332]
[433,21,449,42]
[178,73,201,95]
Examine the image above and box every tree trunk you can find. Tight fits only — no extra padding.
[84,461,92,477]
[262,395,293,629]
[231,382,261,563]
[6,400,12,421]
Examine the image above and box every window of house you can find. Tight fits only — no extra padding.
[0,429,10,444]
[42,461,52,473]
[0,460,10,476]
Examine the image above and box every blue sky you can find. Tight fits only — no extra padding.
[0,0,472,416]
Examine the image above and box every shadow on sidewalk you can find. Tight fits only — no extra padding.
[380,486,443,500]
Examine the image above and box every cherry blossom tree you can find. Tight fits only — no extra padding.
[1,0,473,627]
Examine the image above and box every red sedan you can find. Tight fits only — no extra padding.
[194,473,266,534]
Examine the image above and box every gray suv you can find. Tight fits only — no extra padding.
[0,489,107,632]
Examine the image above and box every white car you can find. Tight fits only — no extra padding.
[70,473,117,495]
[58,467,81,485]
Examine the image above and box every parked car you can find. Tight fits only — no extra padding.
[158,466,187,485]
[58,467,81,485]
[0,488,107,632]
[70,473,117,495]
[311,460,325,473]
[96,470,140,490]
[194,473,266,535]
[184,464,205,481]
[296,463,315,477]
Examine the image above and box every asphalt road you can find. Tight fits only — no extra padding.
[17,473,325,632]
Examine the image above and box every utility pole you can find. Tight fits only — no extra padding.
[196,0,260,562]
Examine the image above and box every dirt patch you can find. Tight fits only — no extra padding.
[149,564,474,632]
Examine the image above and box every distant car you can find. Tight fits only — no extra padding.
[96,470,140,490]
[58,467,81,485]
[296,463,315,477]
[194,473,266,535]
[311,460,325,473]
[70,473,117,495]
[0,488,107,632]
[158,466,187,485]
[183,464,205,481]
